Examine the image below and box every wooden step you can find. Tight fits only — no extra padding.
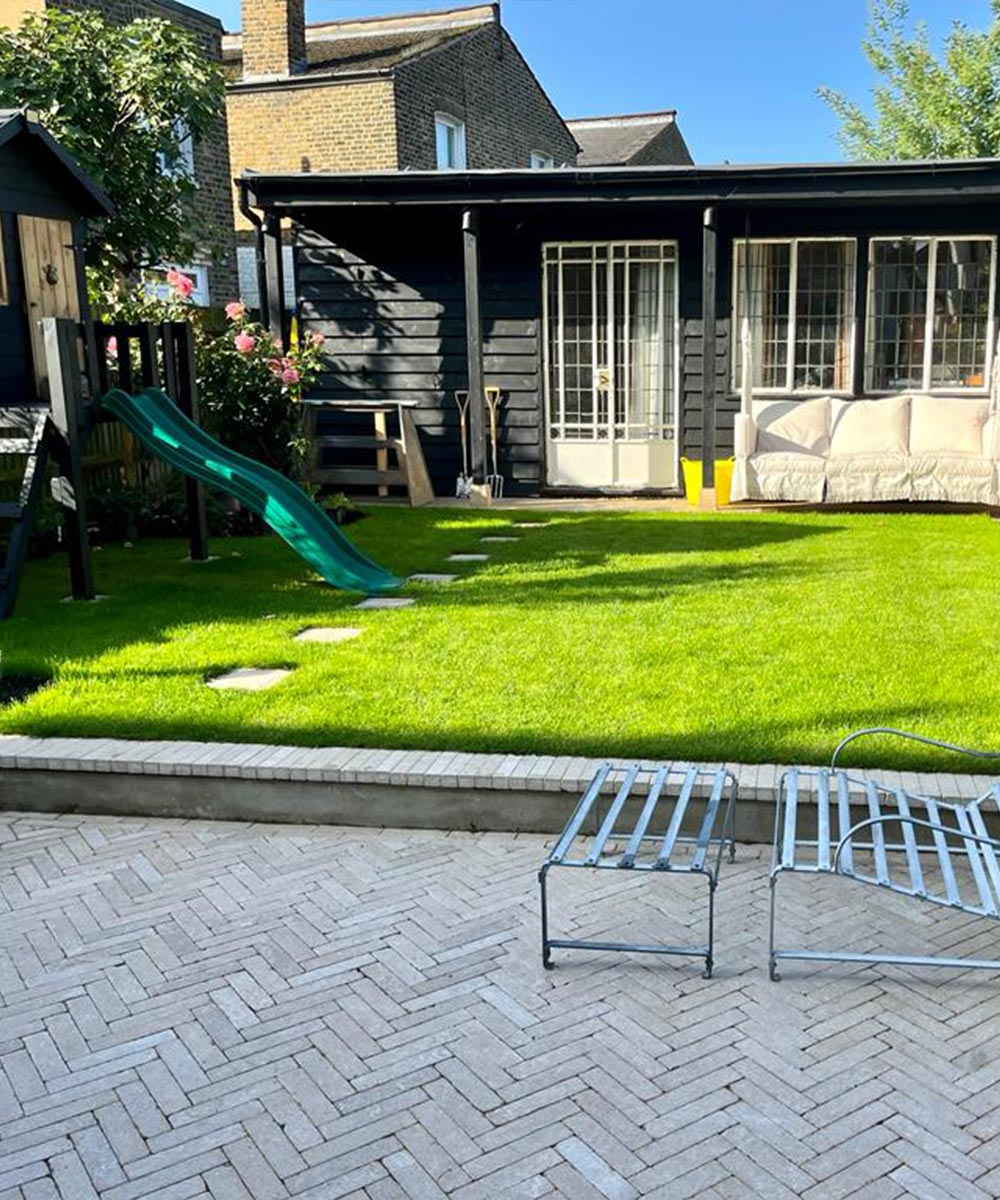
[313,467,406,487]
[314,435,404,451]
[0,438,33,454]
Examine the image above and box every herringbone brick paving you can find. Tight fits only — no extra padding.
[2,814,1000,1197]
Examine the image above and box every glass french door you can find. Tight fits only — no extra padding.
[543,241,678,488]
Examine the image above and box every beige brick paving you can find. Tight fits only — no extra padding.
[2,813,1000,1197]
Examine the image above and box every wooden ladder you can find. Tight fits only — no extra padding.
[304,401,434,506]
[0,408,51,620]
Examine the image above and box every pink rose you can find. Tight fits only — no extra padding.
[310,332,324,347]
[225,301,246,320]
[106,336,118,359]
[166,268,194,299]
[234,332,256,353]
[282,366,300,384]
[267,357,284,376]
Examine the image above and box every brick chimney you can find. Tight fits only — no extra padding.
[241,0,306,80]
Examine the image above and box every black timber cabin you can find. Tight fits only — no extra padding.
[0,110,112,405]
[241,160,1000,497]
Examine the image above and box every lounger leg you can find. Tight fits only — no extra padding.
[726,785,737,863]
[704,877,716,980]
[539,864,553,970]
[768,872,780,981]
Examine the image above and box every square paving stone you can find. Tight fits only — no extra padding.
[512,522,547,528]
[207,667,291,691]
[480,536,520,543]
[293,627,363,644]
[447,553,489,562]
[409,573,458,584]
[355,597,416,609]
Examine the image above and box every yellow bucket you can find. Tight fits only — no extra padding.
[681,457,734,507]
[680,457,701,505]
[715,458,735,507]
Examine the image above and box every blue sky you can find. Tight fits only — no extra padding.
[205,0,995,162]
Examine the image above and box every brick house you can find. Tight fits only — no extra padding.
[0,0,238,304]
[568,111,693,168]
[223,0,579,303]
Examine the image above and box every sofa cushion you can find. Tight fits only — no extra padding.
[830,396,910,457]
[825,453,910,503]
[754,398,831,456]
[910,453,994,504]
[909,395,989,456]
[745,451,827,503]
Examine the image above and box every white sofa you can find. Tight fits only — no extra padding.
[732,393,1000,505]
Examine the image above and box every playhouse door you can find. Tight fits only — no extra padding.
[18,215,81,398]
[543,241,679,490]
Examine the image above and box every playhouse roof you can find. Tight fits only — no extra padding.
[0,110,114,217]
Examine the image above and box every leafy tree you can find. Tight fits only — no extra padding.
[0,8,225,281]
[819,0,1000,159]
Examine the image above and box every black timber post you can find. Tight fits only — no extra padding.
[462,208,487,482]
[852,237,868,397]
[167,322,210,561]
[263,213,286,347]
[701,206,718,489]
[43,317,94,601]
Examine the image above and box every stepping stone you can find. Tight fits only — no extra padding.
[294,626,362,644]
[512,522,547,528]
[447,553,489,562]
[480,536,520,543]
[207,667,291,691]
[409,573,458,584]
[355,596,415,610]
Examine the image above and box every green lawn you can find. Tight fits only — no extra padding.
[1,507,998,769]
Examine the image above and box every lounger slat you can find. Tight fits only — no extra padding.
[692,772,727,871]
[866,782,889,886]
[586,765,638,866]
[966,803,1000,907]
[924,796,962,906]
[781,771,798,870]
[816,771,831,870]
[549,764,611,864]
[836,773,853,875]
[954,804,997,916]
[656,766,696,869]
[619,766,669,868]
[893,790,925,897]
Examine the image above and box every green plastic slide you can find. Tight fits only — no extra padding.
[100,387,402,594]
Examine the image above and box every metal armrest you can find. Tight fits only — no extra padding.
[833,813,1000,874]
[830,726,1000,771]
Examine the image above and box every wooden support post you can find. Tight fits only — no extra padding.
[462,208,487,486]
[43,317,94,601]
[851,237,868,397]
[263,214,285,348]
[701,205,718,492]
[169,321,210,561]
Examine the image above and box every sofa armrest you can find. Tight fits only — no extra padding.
[985,414,1000,459]
[734,412,756,457]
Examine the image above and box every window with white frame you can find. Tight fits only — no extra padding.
[148,264,209,306]
[733,238,856,393]
[434,113,466,170]
[157,121,195,181]
[867,236,996,392]
[530,150,554,169]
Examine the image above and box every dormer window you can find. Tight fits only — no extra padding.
[530,150,554,169]
[435,113,466,170]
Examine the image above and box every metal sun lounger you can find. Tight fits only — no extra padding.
[540,763,737,978]
[769,727,1000,979]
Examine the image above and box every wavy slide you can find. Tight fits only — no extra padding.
[100,387,402,594]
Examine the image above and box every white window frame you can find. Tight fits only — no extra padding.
[530,150,554,169]
[434,112,466,170]
[540,239,681,446]
[731,236,857,397]
[158,121,196,182]
[865,234,997,395]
